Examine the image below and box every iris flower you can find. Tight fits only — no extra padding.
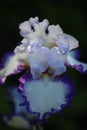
[0,17,87,129]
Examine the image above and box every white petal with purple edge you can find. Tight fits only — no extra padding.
[66,54,87,73]
[22,75,75,120]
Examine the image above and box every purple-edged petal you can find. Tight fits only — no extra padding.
[7,87,26,114]
[66,53,87,73]
[68,49,80,60]
[19,73,75,121]
[0,54,26,84]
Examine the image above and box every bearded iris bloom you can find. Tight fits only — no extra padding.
[0,17,87,129]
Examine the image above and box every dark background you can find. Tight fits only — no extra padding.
[0,0,87,130]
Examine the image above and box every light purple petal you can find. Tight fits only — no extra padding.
[48,47,66,76]
[27,45,49,79]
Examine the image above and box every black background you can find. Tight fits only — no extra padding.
[0,0,87,130]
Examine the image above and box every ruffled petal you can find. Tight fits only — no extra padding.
[19,17,63,49]
[66,52,87,73]
[48,24,63,36]
[19,16,49,39]
[18,73,75,121]
[0,53,26,84]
